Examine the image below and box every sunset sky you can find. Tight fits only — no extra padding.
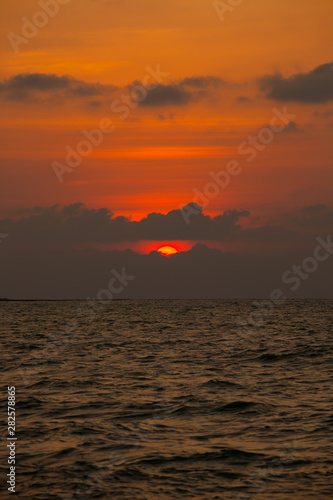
[0,0,332,298]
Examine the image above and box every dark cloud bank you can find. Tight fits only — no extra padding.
[138,76,225,107]
[2,62,332,106]
[258,62,333,103]
[0,73,225,105]
[0,73,114,101]
[1,204,332,299]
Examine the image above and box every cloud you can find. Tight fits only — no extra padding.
[1,203,332,299]
[4,202,332,253]
[0,202,309,248]
[258,120,303,136]
[280,121,303,133]
[181,76,226,88]
[0,73,115,101]
[87,100,103,108]
[140,84,192,106]
[236,96,252,103]
[0,73,225,106]
[313,109,332,118]
[258,62,333,103]
[269,204,333,236]
[0,241,332,299]
[291,204,333,228]
[133,76,226,107]
[0,203,253,244]
[158,113,174,121]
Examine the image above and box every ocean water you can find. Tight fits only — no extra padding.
[0,300,332,499]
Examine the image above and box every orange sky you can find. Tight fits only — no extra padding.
[0,0,332,221]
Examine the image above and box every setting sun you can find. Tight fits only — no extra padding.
[157,246,178,256]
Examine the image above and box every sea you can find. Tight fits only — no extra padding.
[0,300,332,499]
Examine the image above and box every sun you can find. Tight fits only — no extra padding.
[157,246,178,256]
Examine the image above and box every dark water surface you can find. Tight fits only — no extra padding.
[0,300,332,499]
